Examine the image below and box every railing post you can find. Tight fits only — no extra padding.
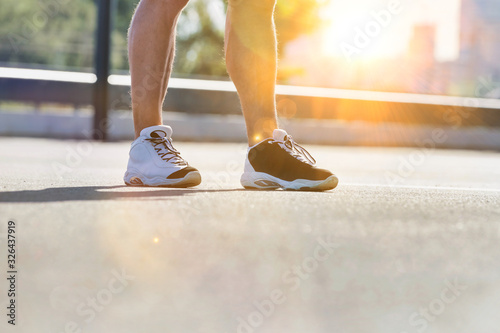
[93,0,112,140]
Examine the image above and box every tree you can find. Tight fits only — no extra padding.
[0,0,325,77]
[0,0,96,69]
[173,0,325,77]
[175,0,226,77]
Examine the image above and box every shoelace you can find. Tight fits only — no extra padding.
[276,135,316,165]
[146,137,187,166]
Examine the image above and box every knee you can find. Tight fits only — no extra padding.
[228,0,276,13]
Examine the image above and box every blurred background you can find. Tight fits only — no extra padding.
[2,4,500,333]
[1,0,500,147]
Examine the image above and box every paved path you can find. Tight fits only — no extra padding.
[1,138,500,333]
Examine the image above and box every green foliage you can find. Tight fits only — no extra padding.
[110,0,137,71]
[0,0,324,76]
[0,0,97,70]
[173,0,324,77]
[175,0,226,77]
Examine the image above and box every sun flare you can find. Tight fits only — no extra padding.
[319,0,409,61]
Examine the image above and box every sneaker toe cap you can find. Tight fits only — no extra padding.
[167,166,199,179]
[311,167,334,181]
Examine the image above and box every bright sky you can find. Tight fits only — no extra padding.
[320,0,461,61]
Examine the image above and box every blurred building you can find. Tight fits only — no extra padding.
[403,0,500,96]
[405,25,442,94]
[457,0,500,95]
[460,0,500,66]
[281,0,500,97]
[408,25,436,67]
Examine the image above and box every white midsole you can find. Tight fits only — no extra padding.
[240,171,338,190]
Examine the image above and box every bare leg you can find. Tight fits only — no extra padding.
[225,0,279,146]
[128,0,188,138]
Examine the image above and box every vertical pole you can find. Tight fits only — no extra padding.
[93,0,112,140]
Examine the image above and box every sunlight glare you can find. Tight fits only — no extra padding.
[318,0,460,62]
[320,0,407,61]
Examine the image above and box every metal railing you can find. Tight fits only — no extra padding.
[3,67,500,130]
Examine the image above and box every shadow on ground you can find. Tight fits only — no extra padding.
[0,186,244,203]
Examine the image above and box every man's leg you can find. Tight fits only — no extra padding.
[124,0,201,188]
[128,0,188,138]
[227,0,338,191]
[225,0,278,146]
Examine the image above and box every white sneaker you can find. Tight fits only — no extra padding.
[124,125,201,187]
[240,129,338,191]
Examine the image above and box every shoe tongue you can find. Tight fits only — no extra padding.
[273,129,288,142]
[141,125,172,139]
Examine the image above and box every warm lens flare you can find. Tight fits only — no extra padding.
[319,0,407,61]
[317,0,459,62]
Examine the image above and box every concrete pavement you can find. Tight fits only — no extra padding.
[1,138,500,333]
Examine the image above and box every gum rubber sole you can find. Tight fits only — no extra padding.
[241,173,339,192]
[124,171,201,188]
